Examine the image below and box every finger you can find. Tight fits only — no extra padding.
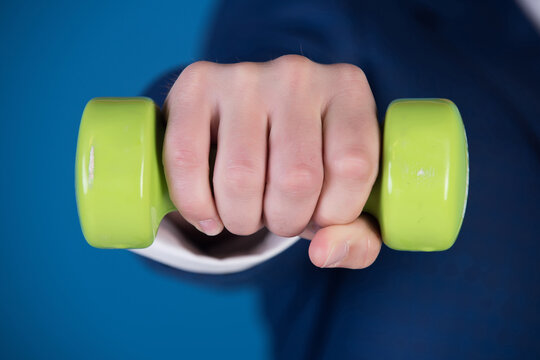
[313,66,380,227]
[162,62,224,236]
[263,85,324,237]
[308,215,382,269]
[212,94,267,235]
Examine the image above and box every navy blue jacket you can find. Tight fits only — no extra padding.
[144,0,540,358]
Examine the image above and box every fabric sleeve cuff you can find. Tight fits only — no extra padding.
[131,215,301,274]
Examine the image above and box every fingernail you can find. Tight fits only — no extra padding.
[198,219,221,236]
[302,221,322,238]
[307,221,321,234]
[323,241,350,268]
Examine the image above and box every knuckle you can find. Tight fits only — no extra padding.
[276,166,322,196]
[230,62,260,85]
[168,61,215,103]
[326,64,374,109]
[271,55,314,88]
[182,61,214,77]
[329,151,375,182]
[178,61,214,86]
[215,63,262,102]
[166,147,204,171]
[273,54,312,68]
[334,63,368,85]
[220,162,263,194]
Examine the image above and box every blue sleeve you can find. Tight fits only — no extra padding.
[201,0,360,64]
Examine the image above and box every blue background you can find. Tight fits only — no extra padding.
[0,1,271,358]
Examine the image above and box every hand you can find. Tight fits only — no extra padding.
[163,55,382,269]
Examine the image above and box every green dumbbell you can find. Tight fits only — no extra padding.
[75,97,468,251]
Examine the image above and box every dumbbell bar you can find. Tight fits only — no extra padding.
[75,97,469,251]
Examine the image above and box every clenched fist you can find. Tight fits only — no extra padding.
[163,55,382,269]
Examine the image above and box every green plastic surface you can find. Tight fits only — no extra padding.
[364,99,468,251]
[75,97,469,251]
[75,98,174,248]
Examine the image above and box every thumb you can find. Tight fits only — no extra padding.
[307,215,382,269]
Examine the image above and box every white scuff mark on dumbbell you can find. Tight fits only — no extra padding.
[416,168,435,178]
[444,162,450,201]
[89,145,95,186]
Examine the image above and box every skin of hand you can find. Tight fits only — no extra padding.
[162,55,382,269]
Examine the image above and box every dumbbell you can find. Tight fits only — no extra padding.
[75,97,469,251]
